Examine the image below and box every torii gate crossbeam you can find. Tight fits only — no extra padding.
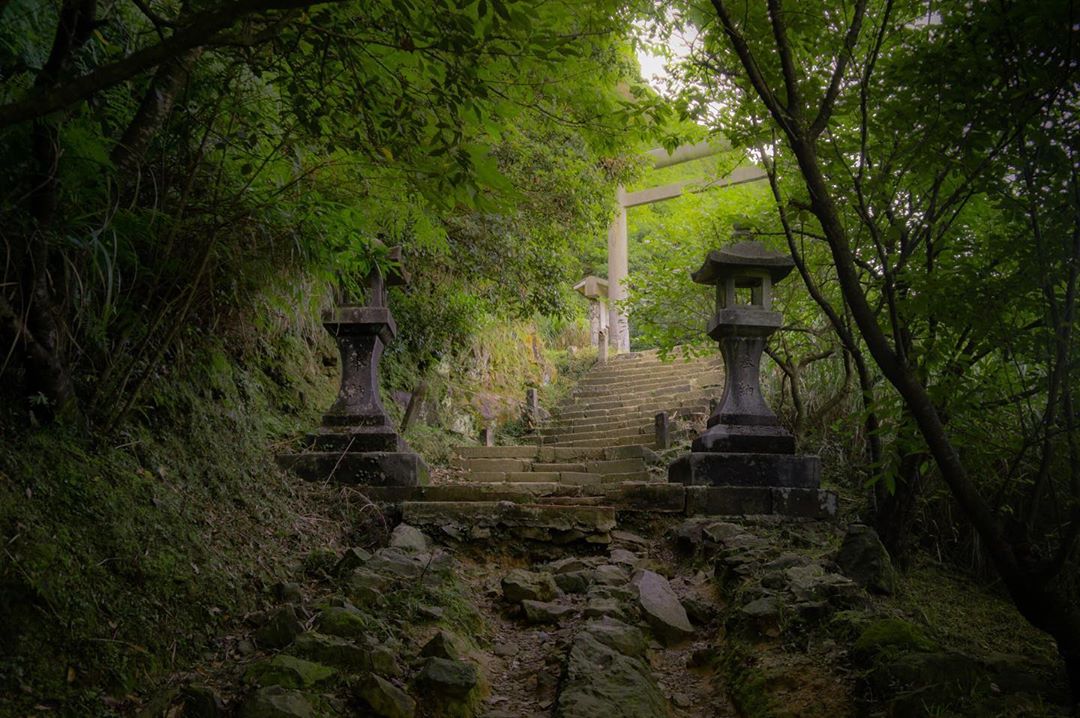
[606,143,767,353]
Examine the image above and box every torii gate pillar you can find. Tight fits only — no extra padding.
[607,187,630,353]
[602,140,766,355]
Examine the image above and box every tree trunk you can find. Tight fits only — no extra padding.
[111,48,202,177]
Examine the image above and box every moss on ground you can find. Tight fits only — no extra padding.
[0,327,344,716]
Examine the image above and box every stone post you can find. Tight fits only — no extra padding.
[277,247,428,486]
[654,412,670,450]
[668,239,819,490]
[525,388,540,428]
[481,426,495,447]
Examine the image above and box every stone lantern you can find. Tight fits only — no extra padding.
[668,239,820,489]
[573,275,610,351]
[278,246,428,486]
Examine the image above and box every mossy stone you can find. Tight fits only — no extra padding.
[288,632,371,673]
[245,655,338,689]
[357,674,416,718]
[854,618,937,659]
[316,606,369,639]
[237,686,316,718]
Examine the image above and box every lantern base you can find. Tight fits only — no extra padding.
[692,423,795,454]
[277,451,429,487]
[667,451,820,489]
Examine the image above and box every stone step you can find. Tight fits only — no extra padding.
[544,434,658,449]
[541,425,652,445]
[454,445,539,459]
[532,462,587,473]
[539,421,653,439]
[557,389,697,413]
[452,444,651,463]
[459,458,532,472]
[553,402,711,423]
[571,372,720,395]
[539,407,710,433]
[581,361,722,383]
[354,483,839,520]
[401,501,617,540]
[574,369,717,393]
[471,471,563,483]
[586,457,647,474]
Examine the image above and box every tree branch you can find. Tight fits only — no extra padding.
[0,0,347,129]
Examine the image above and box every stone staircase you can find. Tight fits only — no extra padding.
[361,349,837,534]
[446,350,722,493]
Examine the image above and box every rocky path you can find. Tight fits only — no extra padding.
[455,527,737,718]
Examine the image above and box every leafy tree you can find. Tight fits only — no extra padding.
[0,0,661,424]
[662,0,1080,698]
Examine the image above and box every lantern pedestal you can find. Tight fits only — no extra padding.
[278,252,428,487]
[667,239,823,495]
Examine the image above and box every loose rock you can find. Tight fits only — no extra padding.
[389,523,430,553]
[501,568,558,603]
[632,570,694,645]
[357,674,416,718]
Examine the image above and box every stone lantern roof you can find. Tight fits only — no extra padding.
[691,241,795,285]
[573,275,610,300]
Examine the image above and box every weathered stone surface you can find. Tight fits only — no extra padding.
[357,674,416,718]
[631,570,693,645]
[684,485,773,516]
[288,632,369,672]
[389,523,429,553]
[421,629,465,661]
[584,482,686,512]
[521,599,577,624]
[836,523,897,595]
[501,569,558,603]
[784,564,861,607]
[237,686,315,718]
[583,597,627,621]
[772,487,837,519]
[555,627,669,718]
[413,657,480,701]
[402,501,615,540]
[244,655,337,690]
[369,645,401,677]
[739,596,783,637]
[254,607,304,649]
[669,452,820,488]
[365,547,451,583]
[608,548,638,567]
[584,617,647,657]
[592,564,628,586]
[554,570,592,594]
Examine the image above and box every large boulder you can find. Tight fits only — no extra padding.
[501,568,558,603]
[555,624,669,718]
[631,570,694,645]
[835,523,897,595]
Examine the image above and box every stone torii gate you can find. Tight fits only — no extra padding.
[602,141,767,353]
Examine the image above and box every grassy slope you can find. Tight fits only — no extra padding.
[0,327,343,716]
